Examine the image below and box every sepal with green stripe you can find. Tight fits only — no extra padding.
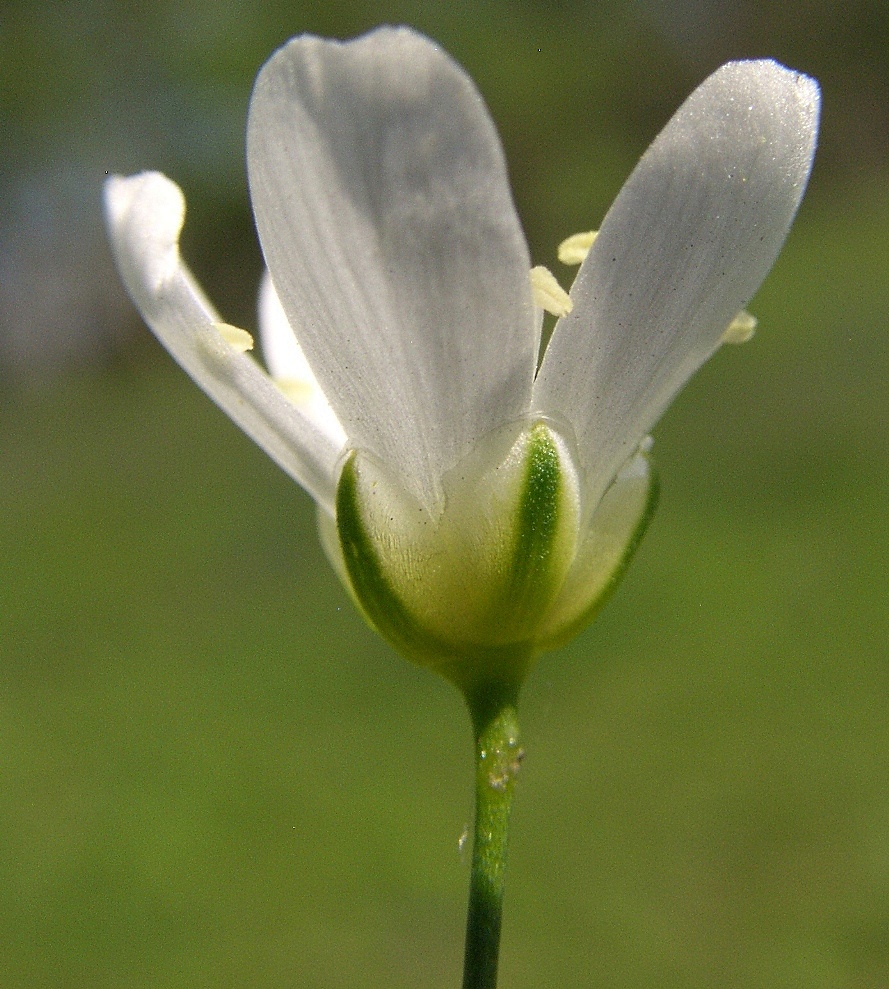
[321,420,656,693]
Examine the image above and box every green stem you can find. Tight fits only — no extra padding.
[461,679,523,989]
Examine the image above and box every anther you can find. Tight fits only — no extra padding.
[275,378,315,403]
[215,322,255,352]
[721,311,757,345]
[557,231,598,266]
[530,266,573,318]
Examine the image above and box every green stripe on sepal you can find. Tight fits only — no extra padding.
[332,422,656,688]
[334,451,537,693]
[335,449,453,669]
[537,449,659,651]
[495,422,571,636]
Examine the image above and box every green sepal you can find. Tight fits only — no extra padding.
[334,422,575,694]
[495,423,563,630]
[333,421,659,691]
[335,448,459,671]
[537,456,659,651]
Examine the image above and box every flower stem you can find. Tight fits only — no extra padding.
[461,679,523,989]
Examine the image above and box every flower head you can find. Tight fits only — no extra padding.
[104,27,819,694]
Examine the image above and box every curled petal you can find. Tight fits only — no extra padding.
[534,60,820,515]
[104,172,345,514]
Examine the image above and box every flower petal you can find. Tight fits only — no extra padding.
[258,271,348,449]
[247,26,537,511]
[103,172,345,514]
[257,269,311,382]
[534,60,819,514]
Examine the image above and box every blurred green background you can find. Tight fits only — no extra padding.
[1,1,887,987]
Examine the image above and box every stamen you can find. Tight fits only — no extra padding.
[215,322,255,352]
[721,311,757,345]
[275,378,315,403]
[557,231,598,266]
[530,266,573,318]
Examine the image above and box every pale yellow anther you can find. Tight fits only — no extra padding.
[275,378,315,403]
[530,265,573,318]
[721,311,757,345]
[215,322,254,352]
[557,231,598,266]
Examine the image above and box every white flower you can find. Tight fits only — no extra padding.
[104,27,819,692]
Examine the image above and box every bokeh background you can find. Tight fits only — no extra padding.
[1,1,887,987]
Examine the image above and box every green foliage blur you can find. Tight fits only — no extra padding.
[1,1,887,987]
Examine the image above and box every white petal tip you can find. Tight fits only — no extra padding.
[716,59,821,156]
[557,231,598,266]
[103,172,186,292]
[530,266,573,317]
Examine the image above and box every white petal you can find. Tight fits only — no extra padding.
[247,26,537,511]
[258,271,348,449]
[103,172,345,514]
[257,268,311,382]
[534,60,819,514]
